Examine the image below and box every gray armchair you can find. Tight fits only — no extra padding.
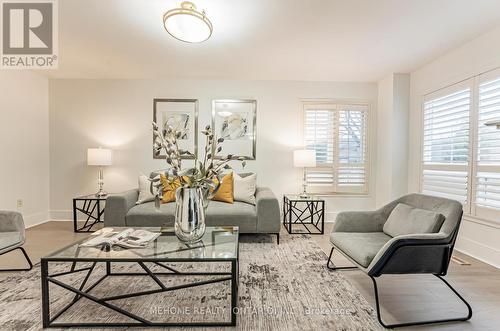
[0,211,33,271]
[327,193,472,328]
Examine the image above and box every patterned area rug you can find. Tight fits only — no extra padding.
[0,233,384,330]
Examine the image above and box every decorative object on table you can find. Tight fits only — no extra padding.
[212,99,257,160]
[293,149,316,198]
[0,211,33,271]
[153,98,198,159]
[233,172,257,205]
[152,121,245,243]
[73,194,106,232]
[327,194,471,328]
[163,1,213,43]
[283,194,324,235]
[87,147,113,197]
[79,228,160,250]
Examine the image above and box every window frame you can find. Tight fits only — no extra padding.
[419,67,500,224]
[420,79,474,212]
[301,100,371,196]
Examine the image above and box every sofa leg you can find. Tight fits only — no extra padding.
[326,246,357,271]
[369,274,472,328]
[276,233,279,245]
[0,247,33,272]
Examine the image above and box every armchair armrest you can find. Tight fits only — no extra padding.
[0,211,25,240]
[255,187,280,233]
[333,210,386,233]
[367,232,452,276]
[104,189,139,227]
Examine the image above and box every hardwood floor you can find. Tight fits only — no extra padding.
[0,221,498,330]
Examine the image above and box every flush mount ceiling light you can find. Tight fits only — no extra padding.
[163,1,213,43]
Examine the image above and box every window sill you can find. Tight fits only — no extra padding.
[462,214,500,229]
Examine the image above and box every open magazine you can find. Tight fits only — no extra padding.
[80,228,160,250]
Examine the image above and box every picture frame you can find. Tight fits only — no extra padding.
[153,98,198,159]
[212,99,257,160]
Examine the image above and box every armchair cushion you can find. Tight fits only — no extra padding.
[330,232,392,268]
[383,203,445,237]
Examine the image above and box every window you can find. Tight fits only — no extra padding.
[420,68,500,221]
[421,84,471,205]
[475,74,500,217]
[303,102,369,194]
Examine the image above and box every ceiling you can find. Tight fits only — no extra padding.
[44,0,500,81]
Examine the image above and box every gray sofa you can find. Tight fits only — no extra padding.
[104,183,281,243]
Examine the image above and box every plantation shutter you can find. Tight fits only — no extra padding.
[337,105,368,193]
[304,105,336,192]
[421,84,471,205]
[475,73,500,216]
[303,103,369,194]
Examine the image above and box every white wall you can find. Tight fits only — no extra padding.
[409,26,500,268]
[49,79,378,221]
[376,73,410,207]
[0,71,49,227]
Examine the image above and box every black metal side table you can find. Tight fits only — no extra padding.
[73,194,106,232]
[283,194,325,234]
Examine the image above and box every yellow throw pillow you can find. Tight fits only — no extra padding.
[211,172,234,203]
[160,173,182,203]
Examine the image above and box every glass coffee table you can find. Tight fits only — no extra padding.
[41,226,239,328]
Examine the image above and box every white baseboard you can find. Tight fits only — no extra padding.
[50,209,74,221]
[23,210,50,228]
[455,236,500,269]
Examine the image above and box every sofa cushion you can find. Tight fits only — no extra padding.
[125,200,257,232]
[330,232,392,268]
[206,201,257,232]
[383,203,445,237]
[126,202,175,227]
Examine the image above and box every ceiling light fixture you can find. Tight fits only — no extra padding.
[163,1,213,43]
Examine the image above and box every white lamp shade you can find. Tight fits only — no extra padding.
[87,148,112,166]
[293,149,316,168]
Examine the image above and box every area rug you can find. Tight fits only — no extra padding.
[0,233,385,330]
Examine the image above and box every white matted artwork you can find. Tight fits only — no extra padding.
[212,99,256,160]
[153,99,198,159]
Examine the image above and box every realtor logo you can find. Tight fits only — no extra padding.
[1,0,58,69]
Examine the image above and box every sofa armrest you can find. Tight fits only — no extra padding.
[255,187,280,233]
[333,210,386,233]
[104,189,139,227]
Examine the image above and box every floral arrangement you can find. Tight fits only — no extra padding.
[151,122,245,199]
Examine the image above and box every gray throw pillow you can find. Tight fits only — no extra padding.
[383,203,445,237]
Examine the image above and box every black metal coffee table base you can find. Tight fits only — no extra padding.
[41,259,239,328]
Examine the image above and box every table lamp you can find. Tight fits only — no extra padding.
[293,149,316,198]
[87,147,113,197]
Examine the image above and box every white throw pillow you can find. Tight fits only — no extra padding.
[233,172,257,205]
[136,174,155,204]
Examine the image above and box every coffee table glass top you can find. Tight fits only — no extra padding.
[45,226,239,261]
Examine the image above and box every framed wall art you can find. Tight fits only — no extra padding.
[153,98,198,159]
[212,99,257,160]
